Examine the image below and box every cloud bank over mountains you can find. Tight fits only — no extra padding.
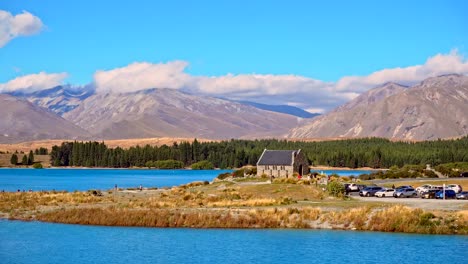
[0,72,68,93]
[1,51,468,113]
[0,10,43,47]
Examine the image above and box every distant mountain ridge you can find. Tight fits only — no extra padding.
[289,74,468,140]
[0,94,90,143]
[1,74,467,143]
[8,85,95,115]
[63,88,299,139]
[235,100,320,118]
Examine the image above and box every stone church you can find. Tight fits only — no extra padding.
[256,149,309,178]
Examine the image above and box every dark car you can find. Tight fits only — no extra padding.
[456,191,468,200]
[435,190,456,199]
[460,172,468,178]
[421,189,439,199]
[359,186,383,197]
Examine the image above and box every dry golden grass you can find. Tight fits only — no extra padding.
[0,154,49,167]
[36,207,323,228]
[0,137,216,153]
[368,205,468,234]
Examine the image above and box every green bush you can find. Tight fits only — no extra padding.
[145,161,155,168]
[327,181,345,197]
[232,169,245,178]
[191,160,214,170]
[155,160,184,169]
[32,163,43,169]
[217,172,231,180]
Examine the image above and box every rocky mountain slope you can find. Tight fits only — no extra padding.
[9,85,94,116]
[333,82,408,113]
[0,94,90,143]
[63,88,299,139]
[289,74,468,140]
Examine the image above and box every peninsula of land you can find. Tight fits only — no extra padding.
[2,177,467,235]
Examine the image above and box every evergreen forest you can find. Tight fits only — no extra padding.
[49,137,468,169]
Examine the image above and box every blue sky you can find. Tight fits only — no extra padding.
[1,0,467,112]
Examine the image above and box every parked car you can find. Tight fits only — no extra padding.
[421,189,439,199]
[446,184,462,193]
[375,188,395,197]
[435,190,456,199]
[393,188,417,198]
[359,186,383,197]
[348,183,366,192]
[416,184,432,194]
[456,191,468,200]
[395,185,413,190]
[460,172,468,177]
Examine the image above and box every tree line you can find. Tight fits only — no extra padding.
[10,151,35,166]
[48,137,468,169]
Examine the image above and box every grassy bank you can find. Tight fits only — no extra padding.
[1,180,467,234]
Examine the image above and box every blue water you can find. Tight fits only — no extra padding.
[0,220,466,264]
[310,169,375,177]
[0,168,231,192]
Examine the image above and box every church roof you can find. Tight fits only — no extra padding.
[256,149,300,166]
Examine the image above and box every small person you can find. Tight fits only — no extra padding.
[139,184,143,191]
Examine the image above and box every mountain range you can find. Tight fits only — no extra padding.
[289,74,468,140]
[0,94,90,143]
[1,74,467,143]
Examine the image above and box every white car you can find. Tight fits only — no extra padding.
[416,184,432,194]
[375,188,395,198]
[446,184,462,193]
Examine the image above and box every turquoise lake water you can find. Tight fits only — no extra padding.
[310,169,375,177]
[0,169,232,192]
[0,169,373,192]
[0,220,467,264]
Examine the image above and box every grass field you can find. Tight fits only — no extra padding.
[0,154,50,167]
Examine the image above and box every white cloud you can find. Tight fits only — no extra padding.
[336,50,468,93]
[93,61,349,112]
[3,50,465,113]
[94,61,191,93]
[0,10,43,47]
[0,72,68,93]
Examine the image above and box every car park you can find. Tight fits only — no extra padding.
[393,188,417,198]
[435,190,456,199]
[375,188,395,198]
[456,191,468,200]
[359,186,383,197]
[446,184,462,193]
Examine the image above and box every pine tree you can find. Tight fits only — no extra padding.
[21,155,28,165]
[28,150,34,165]
[10,154,18,165]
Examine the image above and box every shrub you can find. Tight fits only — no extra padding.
[217,172,231,180]
[155,160,184,169]
[327,181,345,197]
[191,160,214,170]
[32,163,43,169]
[145,161,155,168]
[232,169,245,178]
